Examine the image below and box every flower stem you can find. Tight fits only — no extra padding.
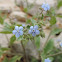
[21,41,29,62]
[42,28,52,51]
[32,37,41,61]
[5,34,9,44]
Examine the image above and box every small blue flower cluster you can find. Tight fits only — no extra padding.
[12,3,50,38]
[12,26,23,38]
[28,25,40,37]
[12,25,40,38]
[41,3,50,11]
[45,58,51,62]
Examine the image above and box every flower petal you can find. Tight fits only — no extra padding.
[44,7,48,11]
[42,3,50,11]
[15,32,20,38]
[30,26,33,30]
[28,30,32,34]
[15,26,19,30]
[42,3,45,8]
[19,26,23,30]
[12,30,17,34]
[32,33,36,37]
[36,30,40,35]
[19,31,23,35]
[46,4,50,10]
[34,25,38,30]
[22,24,25,27]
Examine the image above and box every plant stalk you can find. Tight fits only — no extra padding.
[47,51,62,57]
[21,41,29,62]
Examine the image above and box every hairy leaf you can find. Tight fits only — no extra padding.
[10,35,16,45]
[51,28,62,35]
[49,16,56,25]
[35,36,40,49]
[44,39,54,54]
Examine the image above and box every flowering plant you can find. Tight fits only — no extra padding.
[0,1,62,62]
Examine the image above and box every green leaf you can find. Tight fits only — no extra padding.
[10,35,16,45]
[1,48,10,51]
[44,39,54,54]
[0,16,4,24]
[16,56,22,61]
[40,31,45,38]
[40,20,45,26]
[2,57,9,62]
[0,51,4,58]
[41,52,45,62]
[46,8,55,16]
[3,23,13,32]
[26,19,31,24]
[24,8,28,13]
[31,19,36,25]
[34,36,40,49]
[56,14,62,18]
[26,19,36,25]
[10,56,21,62]
[41,14,44,20]
[0,23,13,34]
[49,16,56,25]
[0,31,12,34]
[57,0,62,9]
[51,28,62,35]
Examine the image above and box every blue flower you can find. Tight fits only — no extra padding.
[45,58,51,62]
[28,25,40,37]
[12,26,23,38]
[42,3,50,11]
[60,43,62,47]
[22,24,25,27]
